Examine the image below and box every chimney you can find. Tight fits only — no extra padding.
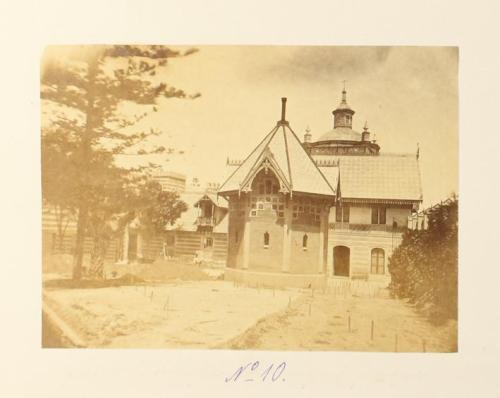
[281,97,287,122]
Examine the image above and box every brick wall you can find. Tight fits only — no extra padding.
[289,223,322,274]
[327,228,403,280]
[246,210,284,272]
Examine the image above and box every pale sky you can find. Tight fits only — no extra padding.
[44,45,458,207]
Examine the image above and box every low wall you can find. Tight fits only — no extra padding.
[224,267,327,289]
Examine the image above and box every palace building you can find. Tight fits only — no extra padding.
[218,89,422,288]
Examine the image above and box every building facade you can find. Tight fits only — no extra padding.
[218,90,422,288]
[153,170,187,193]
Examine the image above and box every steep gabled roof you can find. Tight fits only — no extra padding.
[194,193,228,209]
[218,121,336,197]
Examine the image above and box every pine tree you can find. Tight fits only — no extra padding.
[41,45,199,279]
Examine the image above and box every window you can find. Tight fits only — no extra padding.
[335,205,350,222]
[291,197,321,224]
[265,180,272,194]
[263,231,270,248]
[302,234,308,250]
[204,237,213,248]
[371,248,385,274]
[371,206,386,224]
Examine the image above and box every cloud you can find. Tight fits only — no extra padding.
[246,46,392,83]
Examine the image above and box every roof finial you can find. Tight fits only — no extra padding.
[363,120,369,131]
[416,142,420,160]
[342,80,347,102]
[304,125,312,143]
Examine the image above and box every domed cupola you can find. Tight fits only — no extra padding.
[332,83,355,129]
[304,84,381,156]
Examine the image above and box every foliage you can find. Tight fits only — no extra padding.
[131,181,188,238]
[388,197,458,324]
[41,45,199,279]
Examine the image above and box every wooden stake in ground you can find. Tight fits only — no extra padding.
[347,311,351,332]
[371,320,374,341]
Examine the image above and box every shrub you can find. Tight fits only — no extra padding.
[388,197,458,323]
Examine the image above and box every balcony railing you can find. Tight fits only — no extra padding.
[196,216,215,226]
[329,222,407,233]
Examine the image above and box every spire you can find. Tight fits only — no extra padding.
[362,121,370,142]
[303,125,312,143]
[342,80,347,103]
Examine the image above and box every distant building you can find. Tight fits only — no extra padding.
[153,171,187,193]
[119,182,229,265]
[219,89,422,288]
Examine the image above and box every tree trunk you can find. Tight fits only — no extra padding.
[89,233,108,279]
[72,204,88,279]
[72,57,98,280]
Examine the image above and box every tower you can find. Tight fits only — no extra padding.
[332,83,355,129]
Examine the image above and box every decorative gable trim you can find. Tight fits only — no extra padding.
[239,149,292,194]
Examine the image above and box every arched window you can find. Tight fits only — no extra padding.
[371,248,385,274]
[302,234,308,249]
[264,231,270,248]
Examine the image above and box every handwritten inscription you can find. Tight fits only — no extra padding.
[225,361,286,383]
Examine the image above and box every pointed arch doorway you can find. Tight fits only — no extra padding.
[333,246,350,277]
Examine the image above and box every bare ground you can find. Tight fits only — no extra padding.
[43,281,302,348]
[42,256,456,351]
[223,289,457,352]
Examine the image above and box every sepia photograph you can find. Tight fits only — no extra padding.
[41,45,458,352]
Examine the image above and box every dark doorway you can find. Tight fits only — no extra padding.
[128,231,138,261]
[333,246,350,276]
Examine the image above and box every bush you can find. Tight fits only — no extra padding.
[388,198,458,324]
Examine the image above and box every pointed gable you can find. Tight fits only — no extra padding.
[219,101,336,198]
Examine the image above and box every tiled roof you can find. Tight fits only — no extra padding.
[317,127,362,142]
[334,154,423,202]
[194,193,228,209]
[218,122,336,197]
[318,166,340,192]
